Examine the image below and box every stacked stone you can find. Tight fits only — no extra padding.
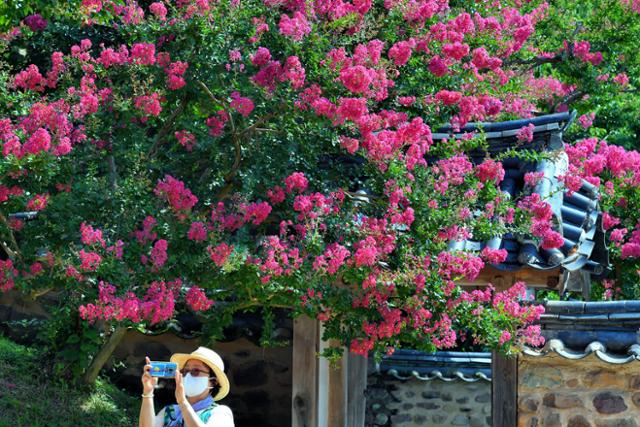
[365,376,491,427]
[519,353,640,427]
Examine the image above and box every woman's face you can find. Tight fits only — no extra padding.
[183,358,218,388]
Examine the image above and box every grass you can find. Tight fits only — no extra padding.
[0,335,139,427]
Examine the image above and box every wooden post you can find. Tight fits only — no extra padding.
[492,352,518,427]
[345,352,367,427]
[292,316,319,427]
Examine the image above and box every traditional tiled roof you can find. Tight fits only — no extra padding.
[523,300,640,363]
[375,350,492,382]
[436,112,609,294]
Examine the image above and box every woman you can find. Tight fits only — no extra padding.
[139,346,235,427]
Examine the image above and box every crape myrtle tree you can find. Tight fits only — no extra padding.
[0,0,639,381]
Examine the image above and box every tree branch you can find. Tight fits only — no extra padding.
[148,94,190,157]
[0,212,21,260]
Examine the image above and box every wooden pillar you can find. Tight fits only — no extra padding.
[292,318,368,427]
[292,316,319,427]
[345,351,367,427]
[492,352,518,427]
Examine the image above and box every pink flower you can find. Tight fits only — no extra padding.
[188,222,208,241]
[284,172,308,194]
[442,42,469,61]
[428,56,448,77]
[208,243,234,267]
[340,136,359,154]
[131,43,156,65]
[282,56,306,89]
[435,90,462,106]
[278,11,311,41]
[134,93,162,117]
[175,130,196,151]
[23,128,51,154]
[516,124,535,143]
[185,286,214,311]
[79,249,102,271]
[339,66,373,94]
[27,193,49,211]
[602,213,620,230]
[578,112,595,129]
[149,2,168,20]
[150,239,168,268]
[206,111,229,136]
[14,64,45,92]
[250,47,272,66]
[481,247,508,264]
[475,159,505,183]
[267,186,286,204]
[498,330,511,346]
[388,40,414,66]
[613,73,629,86]
[24,14,47,31]
[80,222,106,247]
[154,175,198,216]
[243,201,272,225]
[230,92,254,117]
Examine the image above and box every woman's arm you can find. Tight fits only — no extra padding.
[139,356,158,427]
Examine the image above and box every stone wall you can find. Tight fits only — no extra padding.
[519,353,640,427]
[365,374,491,427]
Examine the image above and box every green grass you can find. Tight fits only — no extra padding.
[0,335,139,427]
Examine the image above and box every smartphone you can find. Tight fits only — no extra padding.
[149,361,178,378]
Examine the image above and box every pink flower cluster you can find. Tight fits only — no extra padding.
[518,194,564,249]
[278,11,311,41]
[0,259,18,291]
[79,280,180,325]
[313,243,351,274]
[154,175,198,217]
[175,130,196,151]
[230,91,255,117]
[208,243,234,267]
[185,286,214,311]
[80,222,106,247]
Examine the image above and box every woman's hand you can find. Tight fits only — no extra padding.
[175,369,187,406]
[141,356,158,395]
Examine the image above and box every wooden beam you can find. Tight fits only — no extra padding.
[457,266,561,289]
[292,316,319,427]
[492,352,518,427]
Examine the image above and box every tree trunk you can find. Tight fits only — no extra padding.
[83,326,128,385]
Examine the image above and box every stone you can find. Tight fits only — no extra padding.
[469,416,486,427]
[452,415,470,426]
[401,403,413,410]
[413,415,427,423]
[566,378,580,388]
[422,391,441,399]
[518,415,539,427]
[542,392,584,409]
[632,392,640,407]
[371,403,381,411]
[475,392,491,403]
[595,420,638,427]
[416,402,440,410]
[629,375,640,390]
[584,369,625,388]
[404,390,415,398]
[519,396,540,413]
[432,413,448,423]
[521,369,562,388]
[441,392,453,401]
[544,413,562,427]
[374,413,389,425]
[391,414,411,423]
[457,396,470,404]
[568,415,592,427]
[593,392,628,414]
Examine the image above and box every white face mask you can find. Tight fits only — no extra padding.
[183,373,211,397]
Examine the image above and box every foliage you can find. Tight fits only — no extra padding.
[0,334,138,427]
[0,0,638,378]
